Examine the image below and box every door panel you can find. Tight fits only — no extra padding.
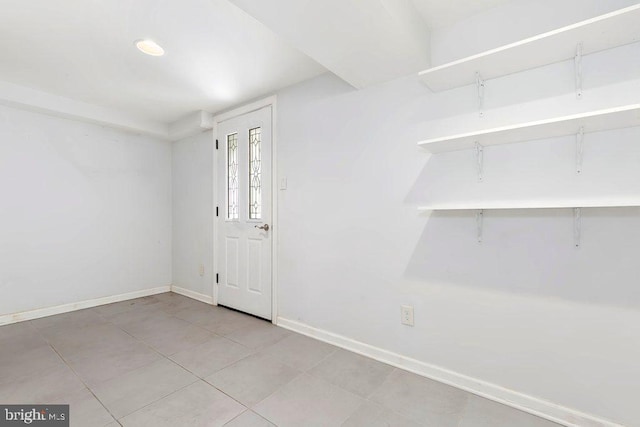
[247,238,262,293]
[217,106,272,319]
[225,237,239,288]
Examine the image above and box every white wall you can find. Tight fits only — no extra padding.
[0,105,172,316]
[274,3,640,425]
[171,131,214,297]
[430,0,639,65]
[162,0,640,424]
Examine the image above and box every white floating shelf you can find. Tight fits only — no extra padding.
[418,104,640,153]
[418,200,640,246]
[419,4,640,92]
[418,199,640,212]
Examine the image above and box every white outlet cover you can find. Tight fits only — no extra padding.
[401,305,414,326]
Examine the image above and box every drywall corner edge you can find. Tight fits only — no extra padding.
[0,80,169,139]
[276,317,624,427]
[0,286,171,326]
[168,110,214,141]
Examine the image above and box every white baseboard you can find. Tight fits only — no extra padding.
[170,285,214,304]
[0,286,171,326]
[276,317,621,427]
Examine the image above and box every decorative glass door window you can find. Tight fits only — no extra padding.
[249,127,262,219]
[227,133,239,220]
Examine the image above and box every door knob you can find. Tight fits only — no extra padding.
[255,224,270,231]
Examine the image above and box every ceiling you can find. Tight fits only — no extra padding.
[411,0,511,29]
[0,0,511,132]
[0,0,325,124]
[227,0,432,88]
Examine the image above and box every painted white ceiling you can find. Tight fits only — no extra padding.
[227,0,432,89]
[0,0,325,124]
[0,0,512,130]
[225,0,514,88]
[411,0,511,29]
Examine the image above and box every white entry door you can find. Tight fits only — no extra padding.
[217,106,272,320]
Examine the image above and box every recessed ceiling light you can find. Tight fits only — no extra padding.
[135,39,164,56]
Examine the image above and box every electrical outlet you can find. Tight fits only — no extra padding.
[199,264,204,277]
[401,305,414,326]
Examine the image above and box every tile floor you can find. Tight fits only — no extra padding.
[0,292,560,426]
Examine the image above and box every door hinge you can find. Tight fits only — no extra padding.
[216,273,219,284]
[216,206,219,217]
[215,139,219,149]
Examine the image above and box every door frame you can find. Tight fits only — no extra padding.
[212,95,278,324]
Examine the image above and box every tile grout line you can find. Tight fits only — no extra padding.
[195,352,293,425]
[301,347,400,408]
[166,303,295,426]
[256,341,413,426]
[104,298,208,422]
[168,335,256,382]
[7,293,242,426]
[238,335,345,423]
[174,302,388,426]
[38,312,430,427]
[222,409,251,426]
[239,368,305,420]
[156,300,260,378]
[44,338,121,427]
[31,295,345,426]
[26,299,306,426]
[12,293,480,427]
[179,351,255,379]
[301,345,339,373]
[103,294,250,424]
[40,295,197,425]
[155,294,274,423]
[353,365,430,427]
[362,366,397,400]
[359,365,431,427]
[27,319,120,426]
[114,379,207,423]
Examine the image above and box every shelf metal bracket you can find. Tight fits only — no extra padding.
[476,72,485,117]
[574,42,583,100]
[576,126,584,174]
[476,209,484,243]
[574,207,581,248]
[475,142,484,182]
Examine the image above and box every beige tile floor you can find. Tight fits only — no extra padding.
[0,292,560,426]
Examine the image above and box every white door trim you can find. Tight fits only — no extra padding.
[212,95,278,323]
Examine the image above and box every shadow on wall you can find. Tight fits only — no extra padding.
[403,122,640,310]
[404,207,640,309]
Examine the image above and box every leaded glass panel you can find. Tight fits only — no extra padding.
[249,127,262,220]
[227,133,239,220]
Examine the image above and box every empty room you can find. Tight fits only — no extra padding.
[1,0,639,426]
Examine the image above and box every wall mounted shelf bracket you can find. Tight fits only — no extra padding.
[575,42,583,99]
[476,72,485,117]
[574,207,581,247]
[472,207,581,247]
[475,142,484,182]
[576,126,584,173]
